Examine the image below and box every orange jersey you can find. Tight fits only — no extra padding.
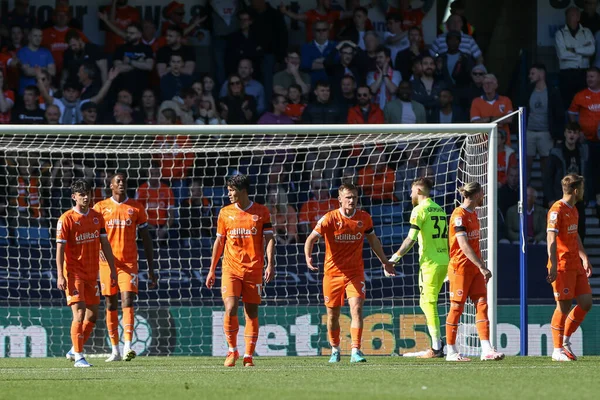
[304,9,341,42]
[102,5,141,54]
[546,200,581,271]
[0,52,13,79]
[470,95,514,142]
[357,165,396,202]
[285,103,306,122]
[217,202,273,281]
[153,135,195,179]
[314,208,374,277]
[42,26,88,76]
[56,208,106,281]
[135,182,175,227]
[568,88,600,142]
[299,198,339,228]
[93,197,148,266]
[448,206,481,274]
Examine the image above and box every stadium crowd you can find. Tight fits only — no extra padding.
[1,0,599,247]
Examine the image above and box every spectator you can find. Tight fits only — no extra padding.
[284,83,307,122]
[427,88,467,123]
[141,89,158,124]
[11,85,45,124]
[280,0,351,42]
[273,47,311,96]
[196,96,225,125]
[506,187,547,244]
[367,46,401,110]
[160,54,194,102]
[220,58,266,115]
[136,164,175,240]
[44,104,61,124]
[459,64,486,111]
[301,81,344,124]
[99,0,141,55]
[141,19,165,56]
[298,178,338,239]
[470,74,514,143]
[381,0,433,34]
[266,189,298,245]
[440,0,475,37]
[17,27,56,95]
[113,22,154,102]
[264,163,301,208]
[6,156,49,223]
[430,14,483,64]
[1,0,35,35]
[325,41,363,101]
[497,129,517,187]
[498,166,519,217]
[202,74,217,99]
[394,27,427,81]
[359,30,380,73]
[357,148,396,204]
[337,75,357,111]
[77,61,102,101]
[218,73,257,124]
[411,55,446,112]
[156,25,196,78]
[158,107,179,124]
[300,21,337,85]
[160,1,206,38]
[436,30,473,90]
[179,180,214,244]
[79,101,98,125]
[224,10,261,79]
[347,85,384,124]
[0,70,15,124]
[248,0,289,104]
[113,103,135,125]
[258,94,294,124]
[383,80,426,124]
[153,133,194,202]
[524,63,564,183]
[543,122,589,241]
[337,7,369,50]
[161,87,197,124]
[1,26,23,93]
[63,29,107,85]
[209,0,242,86]
[581,0,600,36]
[555,6,595,108]
[384,13,409,65]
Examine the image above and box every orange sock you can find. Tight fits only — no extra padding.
[106,309,119,346]
[82,321,95,345]
[328,328,340,348]
[70,321,83,353]
[351,327,363,349]
[475,300,490,341]
[446,302,463,346]
[244,317,259,357]
[223,315,239,349]
[122,307,134,343]
[564,305,588,338]
[551,309,567,348]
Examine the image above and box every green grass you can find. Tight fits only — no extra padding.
[1,356,600,400]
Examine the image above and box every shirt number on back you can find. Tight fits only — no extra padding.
[431,216,448,239]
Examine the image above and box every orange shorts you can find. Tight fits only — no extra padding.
[551,268,592,301]
[448,266,487,303]
[323,273,366,308]
[100,262,138,296]
[66,278,100,306]
[221,273,262,304]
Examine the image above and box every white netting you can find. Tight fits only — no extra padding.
[0,126,493,357]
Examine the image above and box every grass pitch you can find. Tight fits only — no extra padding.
[1,356,599,400]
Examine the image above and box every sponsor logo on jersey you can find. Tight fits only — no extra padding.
[75,230,100,242]
[106,218,133,228]
[588,103,600,111]
[568,224,578,233]
[334,232,363,242]
[228,227,258,237]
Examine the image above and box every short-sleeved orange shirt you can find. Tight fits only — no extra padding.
[313,208,374,277]
[568,89,600,142]
[547,200,581,271]
[136,182,174,227]
[56,208,106,281]
[357,165,396,202]
[448,206,480,274]
[153,135,195,180]
[304,9,341,42]
[217,202,273,281]
[299,198,339,228]
[470,95,513,142]
[93,197,148,267]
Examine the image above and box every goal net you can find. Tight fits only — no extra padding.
[0,124,497,358]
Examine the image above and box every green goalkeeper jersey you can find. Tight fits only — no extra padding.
[408,197,450,267]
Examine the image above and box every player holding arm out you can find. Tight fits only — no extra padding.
[56,180,117,367]
[445,182,504,362]
[389,178,449,358]
[206,175,275,367]
[546,174,593,362]
[305,183,395,363]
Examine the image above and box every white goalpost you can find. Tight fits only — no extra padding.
[0,123,498,358]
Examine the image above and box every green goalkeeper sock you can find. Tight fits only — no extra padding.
[421,300,441,350]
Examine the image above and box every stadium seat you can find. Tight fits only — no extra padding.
[370,204,404,225]
[375,225,410,246]
[202,187,228,207]
[14,226,51,247]
[0,223,9,246]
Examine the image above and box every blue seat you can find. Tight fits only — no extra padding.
[202,187,228,207]
[370,204,404,225]
[0,223,9,246]
[375,225,410,246]
[14,226,51,247]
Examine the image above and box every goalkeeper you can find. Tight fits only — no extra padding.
[390,178,449,358]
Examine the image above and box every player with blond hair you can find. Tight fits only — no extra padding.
[446,181,504,361]
[546,174,593,362]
